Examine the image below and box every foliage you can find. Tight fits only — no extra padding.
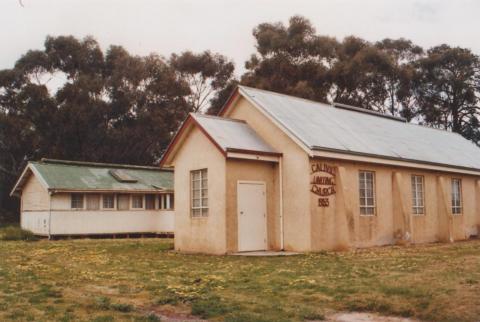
[415,44,480,142]
[0,225,38,241]
[1,238,480,321]
[0,36,191,215]
[170,50,235,112]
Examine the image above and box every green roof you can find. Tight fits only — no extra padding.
[13,159,173,195]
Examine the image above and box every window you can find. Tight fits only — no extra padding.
[71,193,84,209]
[102,194,115,209]
[411,175,425,215]
[145,194,156,210]
[191,169,208,217]
[86,194,100,210]
[159,193,174,210]
[132,195,144,209]
[359,171,375,215]
[117,194,130,210]
[452,178,462,215]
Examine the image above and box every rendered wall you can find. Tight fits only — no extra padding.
[309,158,480,250]
[225,97,311,251]
[172,126,227,254]
[225,159,280,252]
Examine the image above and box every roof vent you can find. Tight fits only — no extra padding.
[333,102,406,123]
[109,169,138,183]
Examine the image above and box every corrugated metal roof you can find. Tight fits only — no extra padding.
[191,113,278,154]
[26,159,173,192]
[239,85,480,171]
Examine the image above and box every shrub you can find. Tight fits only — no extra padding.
[110,303,133,313]
[0,226,38,241]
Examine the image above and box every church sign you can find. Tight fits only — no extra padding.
[310,162,336,207]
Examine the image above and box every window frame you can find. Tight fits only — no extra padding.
[101,194,115,210]
[131,194,144,210]
[116,194,130,211]
[145,194,156,210]
[70,193,84,210]
[358,170,376,216]
[411,175,425,216]
[191,169,208,218]
[85,194,101,211]
[451,178,463,215]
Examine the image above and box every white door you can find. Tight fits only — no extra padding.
[237,181,267,252]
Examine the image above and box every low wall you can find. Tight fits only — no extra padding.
[21,210,174,236]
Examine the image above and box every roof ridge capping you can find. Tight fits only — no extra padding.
[333,102,407,122]
[40,158,171,171]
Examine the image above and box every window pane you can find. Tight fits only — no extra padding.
[71,193,84,209]
[103,194,114,209]
[192,180,200,190]
[193,199,200,207]
[117,194,130,210]
[86,194,100,210]
[359,171,375,215]
[451,179,462,214]
[192,172,200,181]
[202,198,208,207]
[193,189,200,199]
[191,169,208,217]
[145,194,155,210]
[132,195,143,208]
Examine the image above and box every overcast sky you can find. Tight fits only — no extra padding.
[2,0,480,76]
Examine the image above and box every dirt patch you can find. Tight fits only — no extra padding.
[324,312,419,322]
[139,304,207,322]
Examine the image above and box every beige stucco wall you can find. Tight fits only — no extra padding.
[309,158,480,250]
[225,97,312,251]
[225,159,280,252]
[173,126,227,254]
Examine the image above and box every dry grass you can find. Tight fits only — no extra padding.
[0,236,479,322]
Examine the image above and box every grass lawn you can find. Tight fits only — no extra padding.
[1,237,480,322]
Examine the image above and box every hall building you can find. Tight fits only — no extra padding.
[11,159,174,237]
[161,85,480,254]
